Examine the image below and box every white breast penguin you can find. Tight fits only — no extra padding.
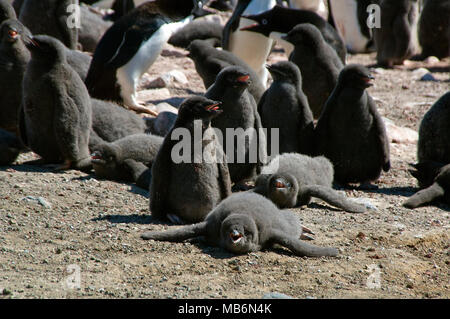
[289,0,328,20]
[223,0,276,87]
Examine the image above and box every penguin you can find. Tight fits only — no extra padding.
[0,0,16,23]
[18,0,79,50]
[315,64,390,186]
[417,92,450,165]
[145,111,177,137]
[78,3,113,53]
[20,34,92,171]
[240,4,346,62]
[403,163,450,209]
[149,95,232,224]
[222,0,276,86]
[328,0,375,53]
[289,0,328,20]
[418,0,450,59]
[187,39,265,103]
[168,18,223,49]
[257,61,314,156]
[84,1,208,115]
[91,133,163,189]
[253,153,367,213]
[0,18,30,134]
[0,128,22,165]
[205,66,267,185]
[107,0,135,21]
[373,0,420,68]
[89,98,152,150]
[142,192,339,258]
[282,23,343,119]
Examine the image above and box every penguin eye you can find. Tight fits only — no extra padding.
[262,19,268,25]
[8,30,18,38]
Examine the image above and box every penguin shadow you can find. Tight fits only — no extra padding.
[355,185,417,197]
[3,161,69,174]
[143,89,205,108]
[91,213,159,225]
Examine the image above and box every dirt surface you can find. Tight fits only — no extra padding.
[0,42,449,299]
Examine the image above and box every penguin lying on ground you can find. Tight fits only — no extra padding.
[142,192,339,257]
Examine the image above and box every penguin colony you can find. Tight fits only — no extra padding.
[0,0,449,278]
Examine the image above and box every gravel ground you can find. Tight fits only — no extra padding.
[0,42,449,299]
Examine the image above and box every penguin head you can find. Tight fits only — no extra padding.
[177,96,223,122]
[0,19,31,45]
[215,66,251,91]
[91,144,125,180]
[266,61,302,85]
[240,5,281,37]
[338,64,375,90]
[23,34,67,62]
[267,173,298,209]
[221,214,259,254]
[281,23,323,48]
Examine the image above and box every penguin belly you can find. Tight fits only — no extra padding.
[116,18,191,107]
[328,0,369,53]
[230,17,273,86]
[289,0,328,20]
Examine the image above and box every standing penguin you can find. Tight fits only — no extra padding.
[18,0,79,50]
[149,96,232,224]
[315,64,390,186]
[241,5,346,62]
[374,0,420,68]
[85,1,209,115]
[258,61,314,156]
[282,23,343,118]
[0,19,30,134]
[222,0,276,86]
[0,0,16,23]
[418,0,450,59]
[328,0,375,53]
[20,35,92,170]
[205,66,267,186]
[417,91,450,165]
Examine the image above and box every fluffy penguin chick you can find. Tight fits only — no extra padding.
[0,0,16,23]
[253,153,367,213]
[404,164,450,209]
[20,34,92,171]
[187,39,265,103]
[205,66,267,185]
[417,92,450,165]
[149,96,232,224]
[142,192,339,257]
[315,64,390,185]
[374,0,420,68]
[282,23,343,118]
[91,133,163,189]
[18,0,79,49]
[0,128,22,165]
[257,61,314,156]
[0,18,30,133]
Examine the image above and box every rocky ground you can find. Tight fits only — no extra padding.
[0,42,449,299]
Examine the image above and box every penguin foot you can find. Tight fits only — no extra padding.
[127,103,158,117]
[44,160,72,171]
[300,225,315,241]
[167,214,186,225]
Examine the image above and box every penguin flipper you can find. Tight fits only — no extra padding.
[369,96,390,172]
[222,0,249,50]
[141,221,208,242]
[403,183,445,209]
[268,229,338,257]
[149,129,174,220]
[302,185,367,214]
[217,145,232,198]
